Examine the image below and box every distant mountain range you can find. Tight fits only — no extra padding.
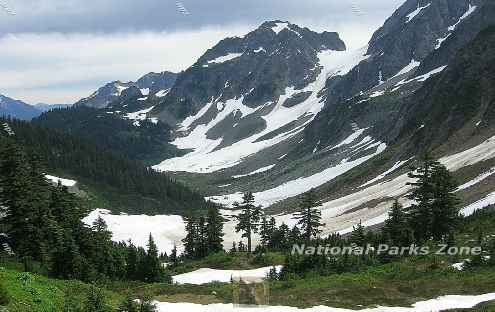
[0,94,71,120]
[73,71,178,109]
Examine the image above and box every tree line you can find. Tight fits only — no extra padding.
[2,117,216,215]
[0,131,168,284]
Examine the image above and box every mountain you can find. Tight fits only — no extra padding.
[34,103,71,112]
[0,94,41,120]
[74,71,177,109]
[36,0,495,235]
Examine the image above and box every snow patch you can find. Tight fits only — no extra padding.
[155,89,170,98]
[456,167,495,192]
[233,164,276,179]
[207,53,243,65]
[405,3,431,23]
[172,266,282,285]
[45,175,77,187]
[153,293,495,311]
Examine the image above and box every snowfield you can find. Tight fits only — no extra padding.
[172,266,282,285]
[153,293,495,312]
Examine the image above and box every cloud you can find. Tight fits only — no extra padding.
[0,25,251,103]
[0,0,406,103]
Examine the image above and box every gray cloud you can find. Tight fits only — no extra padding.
[0,0,406,104]
[1,0,404,35]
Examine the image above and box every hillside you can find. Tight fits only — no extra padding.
[2,118,215,215]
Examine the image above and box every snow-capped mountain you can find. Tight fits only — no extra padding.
[0,94,42,120]
[74,71,177,109]
[36,0,495,238]
[137,0,495,234]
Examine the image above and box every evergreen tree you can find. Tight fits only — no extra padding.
[182,216,197,259]
[406,153,437,242]
[234,192,262,253]
[230,242,237,253]
[407,153,460,242]
[125,241,139,280]
[350,221,366,247]
[382,200,412,246]
[430,165,460,241]
[144,234,163,283]
[259,216,271,248]
[197,216,208,258]
[170,244,178,267]
[206,206,224,254]
[293,189,324,241]
[84,286,111,312]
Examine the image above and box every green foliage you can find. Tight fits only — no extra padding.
[84,286,112,312]
[406,153,460,242]
[182,206,225,259]
[234,193,262,253]
[0,282,9,306]
[33,106,180,164]
[293,189,324,241]
[3,117,215,215]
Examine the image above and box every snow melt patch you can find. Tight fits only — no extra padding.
[405,3,431,23]
[436,4,477,49]
[233,164,276,179]
[461,191,495,216]
[45,175,77,187]
[153,293,495,312]
[208,142,387,208]
[207,53,243,65]
[155,89,170,98]
[360,159,412,188]
[396,65,447,87]
[456,167,495,192]
[172,266,282,285]
[391,59,420,79]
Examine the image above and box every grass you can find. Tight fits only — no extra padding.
[266,259,495,309]
[0,266,122,312]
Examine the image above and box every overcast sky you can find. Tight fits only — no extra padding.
[0,0,405,104]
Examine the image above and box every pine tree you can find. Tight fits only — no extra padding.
[84,286,111,312]
[234,192,262,253]
[206,206,224,254]
[144,234,163,283]
[407,153,460,242]
[259,216,271,248]
[182,216,197,259]
[430,165,460,241]
[293,189,324,241]
[383,200,411,246]
[350,221,366,247]
[197,216,208,258]
[170,244,178,267]
[125,241,139,280]
[406,153,437,242]
[230,242,237,253]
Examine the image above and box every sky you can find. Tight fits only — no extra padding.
[0,0,405,104]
